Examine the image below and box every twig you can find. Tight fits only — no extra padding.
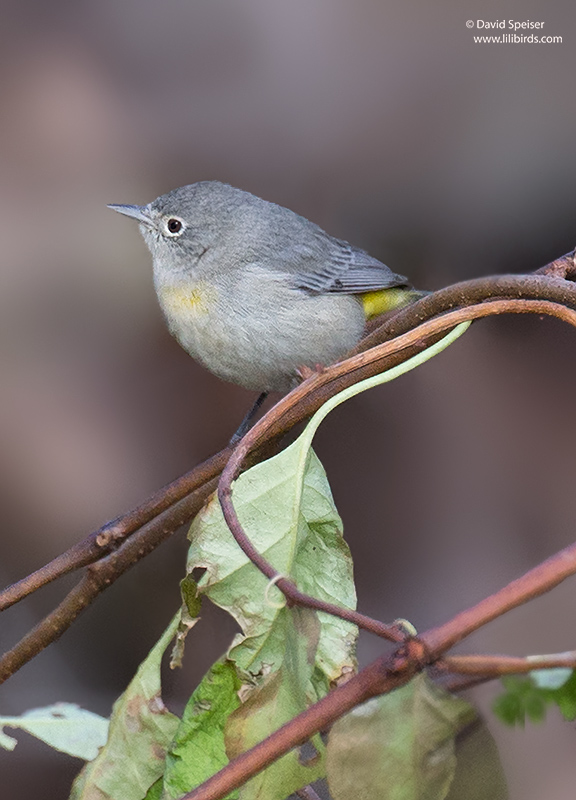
[437,651,576,676]
[534,248,576,279]
[0,259,575,792]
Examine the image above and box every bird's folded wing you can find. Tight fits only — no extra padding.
[294,238,410,294]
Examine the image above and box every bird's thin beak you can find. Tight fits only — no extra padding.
[107,204,153,225]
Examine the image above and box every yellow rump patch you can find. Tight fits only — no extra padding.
[360,288,412,320]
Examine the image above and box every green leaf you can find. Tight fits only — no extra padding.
[187,443,358,690]
[162,659,242,800]
[225,608,325,800]
[326,674,476,800]
[0,703,108,760]
[69,616,180,800]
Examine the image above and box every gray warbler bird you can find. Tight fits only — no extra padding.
[109,182,420,437]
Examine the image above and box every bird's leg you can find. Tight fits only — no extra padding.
[230,364,325,445]
[230,391,269,444]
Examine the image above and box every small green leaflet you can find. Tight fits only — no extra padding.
[0,703,108,760]
[326,674,476,800]
[171,575,202,669]
[69,616,180,800]
[163,659,242,800]
[493,668,576,726]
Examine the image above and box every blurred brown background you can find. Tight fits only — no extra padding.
[1,0,576,797]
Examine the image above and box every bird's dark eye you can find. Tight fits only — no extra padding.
[167,218,183,234]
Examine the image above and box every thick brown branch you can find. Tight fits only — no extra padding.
[0,450,231,612]
[0,539,114,612]
[0,480,217,683]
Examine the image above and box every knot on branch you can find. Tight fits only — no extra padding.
[388,636,431,676]
[95,526,125,550]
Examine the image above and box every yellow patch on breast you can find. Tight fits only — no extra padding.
[159,283,217,316]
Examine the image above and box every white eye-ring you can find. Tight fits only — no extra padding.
[164,217,185,237]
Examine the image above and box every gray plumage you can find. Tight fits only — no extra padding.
[109,182,413,392]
